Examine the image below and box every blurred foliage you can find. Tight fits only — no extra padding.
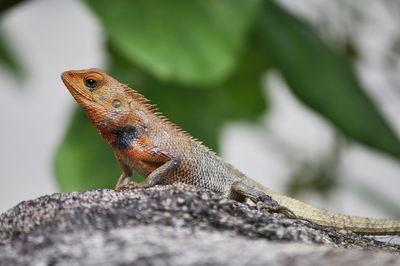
[0,0,25,13]
[53,0,400,191]
[0,32,20,75]
[258,1,400,160]
[84,0,260,86]
[0,0,25,77]
[286,135,344,198]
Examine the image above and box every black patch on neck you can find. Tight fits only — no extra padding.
[113,126,141,150]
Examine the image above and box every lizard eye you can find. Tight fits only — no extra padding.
[84,73,104,90]
[85,77,98,88]
[112,99,122,108]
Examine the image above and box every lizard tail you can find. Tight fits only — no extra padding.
[262,187,400,235]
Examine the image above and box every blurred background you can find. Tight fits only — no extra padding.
[1,0,400,231]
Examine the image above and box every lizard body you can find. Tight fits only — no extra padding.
[62,68,400,235]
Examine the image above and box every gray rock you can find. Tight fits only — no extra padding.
[0,184,399,265]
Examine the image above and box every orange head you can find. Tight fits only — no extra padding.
[61,68,149,140]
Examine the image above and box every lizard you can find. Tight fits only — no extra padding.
[62,68,400,235]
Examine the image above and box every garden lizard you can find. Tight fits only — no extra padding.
[62,68,400,235]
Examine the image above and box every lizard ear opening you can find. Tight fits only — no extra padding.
[112,99,122,108]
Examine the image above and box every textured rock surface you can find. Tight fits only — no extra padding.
[0,184,399,265]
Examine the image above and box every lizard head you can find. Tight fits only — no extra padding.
[61,68,144,138]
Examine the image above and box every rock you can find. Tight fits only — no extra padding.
[0,184,399,265]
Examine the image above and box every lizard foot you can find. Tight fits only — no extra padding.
[256,201,297,219]
[256,194,297,219]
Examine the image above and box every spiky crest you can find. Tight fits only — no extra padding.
[121,84,209,147]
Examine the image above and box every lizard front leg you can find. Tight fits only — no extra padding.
[230,181,297,219]
[115,158,134,190]
[116,144,181,191]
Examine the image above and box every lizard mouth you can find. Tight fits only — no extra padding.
[61,71,93,102]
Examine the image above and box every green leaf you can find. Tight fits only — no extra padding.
[257,1,400,159]
[215,39,270,120]
[84,0,260,85]
[54,108,120,192]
